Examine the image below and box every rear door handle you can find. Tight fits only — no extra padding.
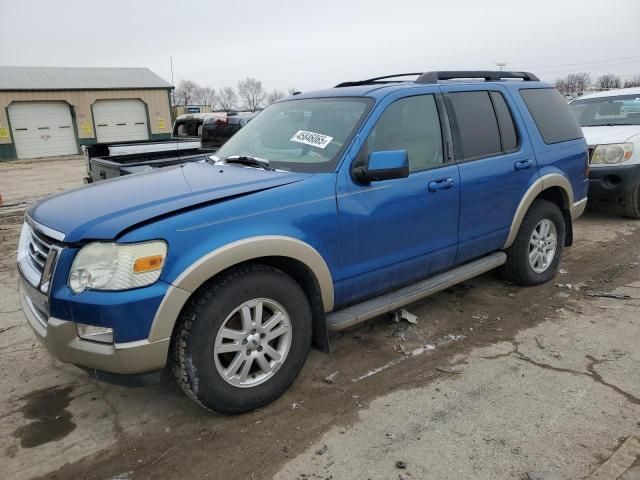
[428,177,455,192]
[514,159,532,171]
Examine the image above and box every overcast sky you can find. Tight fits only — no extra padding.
[1,0,639,92]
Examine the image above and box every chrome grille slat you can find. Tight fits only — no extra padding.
[26,225,54,277]
[28,245,46,270]
[29,240,48,259]
[30,232,51,253]
[28,250,46,269]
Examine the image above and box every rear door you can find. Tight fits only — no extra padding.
[440,85,538,263]
[336,91,460,306]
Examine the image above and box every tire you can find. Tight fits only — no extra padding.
[172,264,312,414]
[501,199,566,286]
[624,180,640,219]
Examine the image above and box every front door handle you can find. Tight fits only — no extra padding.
[428,177,455,192]
[514,159,532,171]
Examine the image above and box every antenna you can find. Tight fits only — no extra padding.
[495,62,507,71]
[170,56,175,107]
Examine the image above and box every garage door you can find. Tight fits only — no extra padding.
[93,99,149,143]
[8,102,78,159]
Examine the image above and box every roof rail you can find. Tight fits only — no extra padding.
[416,70,539,83]
[335,73,423,88]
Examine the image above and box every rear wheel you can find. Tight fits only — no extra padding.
[172,264,312,414]
[501,199,565,286]
[624,179,640,219]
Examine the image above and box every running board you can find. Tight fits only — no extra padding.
[326,252,507,331]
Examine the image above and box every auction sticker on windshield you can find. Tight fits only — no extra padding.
[290,130,334,149]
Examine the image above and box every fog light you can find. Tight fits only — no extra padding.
[76,323,114,343]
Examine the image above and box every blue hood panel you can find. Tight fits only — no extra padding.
[30,162,309,242]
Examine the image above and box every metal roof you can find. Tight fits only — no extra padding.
[0,66,173,91]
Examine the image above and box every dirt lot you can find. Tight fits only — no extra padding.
[1,158,639,480]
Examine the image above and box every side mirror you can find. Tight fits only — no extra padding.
[353,150,409,183]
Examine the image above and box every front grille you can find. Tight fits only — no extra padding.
[27,228,53,277]
[18,219,62,293]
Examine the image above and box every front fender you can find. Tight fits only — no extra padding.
[147,236,334,342]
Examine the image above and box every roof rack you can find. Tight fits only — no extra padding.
[334,70,539,88]
[416,70,539,83]
[335,73,423,88]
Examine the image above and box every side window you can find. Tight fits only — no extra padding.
[361,95,444,172]
[520,88,583,144]
[490,91,518,152]
[447,91,501,160]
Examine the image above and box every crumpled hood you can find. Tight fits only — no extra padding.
[29,161,309,242]
[582,125,640,146]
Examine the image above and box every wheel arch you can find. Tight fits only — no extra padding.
[503,174,574,249]
[148,236,334,352]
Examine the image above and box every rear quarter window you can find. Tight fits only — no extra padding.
[490,91,518,152]
[520,88,583,144]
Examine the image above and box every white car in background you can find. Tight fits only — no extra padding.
[570,87,640,217]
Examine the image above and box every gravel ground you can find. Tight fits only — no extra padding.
[0,157,638,480]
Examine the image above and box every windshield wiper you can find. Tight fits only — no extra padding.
[585,123,627,127]
[224,155,275,171]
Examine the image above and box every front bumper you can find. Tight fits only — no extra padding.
[588,163,640,201]
[19,278,170,376]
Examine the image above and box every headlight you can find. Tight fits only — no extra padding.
[69,241,167,293]
[591,143,634,165]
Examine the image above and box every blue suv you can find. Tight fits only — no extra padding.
[17,71,588,413]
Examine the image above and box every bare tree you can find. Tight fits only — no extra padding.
[237,77,266,112]
[568,73,591,96]
[266,89,286,105]
[556,73,591,97]
[193,86,216,108]
[595,74,622,91]
[217,86,238,112]
[555,78,568,95]
[174,79,200,106]
[287,87,299,95]
[623,75,640,88]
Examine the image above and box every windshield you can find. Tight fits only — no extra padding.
[570,94,640,127]
[213,97,372,173]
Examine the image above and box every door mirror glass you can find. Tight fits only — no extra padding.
[353,150,409,183]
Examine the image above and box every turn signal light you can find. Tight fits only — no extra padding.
[133,255,164,273]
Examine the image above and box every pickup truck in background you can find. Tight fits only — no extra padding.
[172,112,216,139]
[569,87,640,217]
[201,112,257,149]
[84,111,257,183]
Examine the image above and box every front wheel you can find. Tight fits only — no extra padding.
[501,199,566,286]
[624,179,640,219]
[172,264,312,414]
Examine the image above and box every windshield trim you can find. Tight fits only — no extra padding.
[571,94,640,105]
[582,123,638,127]
[214,96,375,174]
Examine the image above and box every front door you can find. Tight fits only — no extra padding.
[336,92,460,307]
